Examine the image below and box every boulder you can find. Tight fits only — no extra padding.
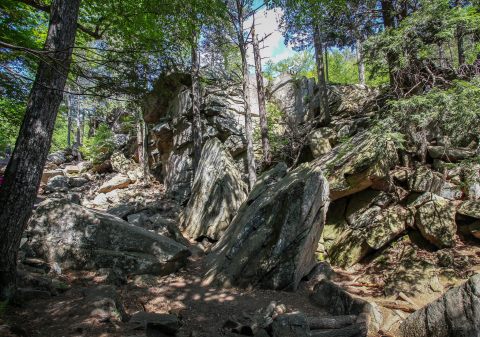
[47,151,67,165]
[111,151,138,175]
[45,175,69,193]
[98,174,131,193]
[427,145,476,162]
[311,280,381,336]
[399,273,480,337]
[204,161,329,291]
[458,201,480,219]
[271,312,310,337]
[317,132,398,201]
[412,193,457,248]
[182,138,248,241]
[407,166,462,200]
[65,165,80,174]
[68,176,89,188]
[41,169,65,184]
[26,199,191,275]
[308,128,336,158]
[78,161,93,173]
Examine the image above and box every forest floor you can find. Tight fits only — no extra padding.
[3,252,326,337]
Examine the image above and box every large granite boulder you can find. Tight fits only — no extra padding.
[317,132,398,201]
[98,174,132,193]
[182,138,248,241]
[25,199,191,275]
[399,273,480,337]
[204,162,330,291]
[410,193,457,248]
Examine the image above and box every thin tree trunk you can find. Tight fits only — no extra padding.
[313,23,330,125]
[236,1,256,190]
[0,0,80,300]
[356,39,366,85]
[252,20,271,167]
[191,32,202,174]
[66,92,72,147]
[324,46,329,83]
[137,109,149,181]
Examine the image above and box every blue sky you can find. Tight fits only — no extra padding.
[247,1,296,63]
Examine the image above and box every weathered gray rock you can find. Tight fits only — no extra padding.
[182,138,248,241]
[311,280,381,336]
[308,128,336,158]
[399,273,480,337]
[269,74,315,124]
[204,161,329,291]
[26,199,191,275]
[427,145,476,162]
[316,132,398,201]
[412,193,457,248]
[408,167,445,194]
[41,169,64,184]
[47,151,67,165]
[45,175,69,193]
[98,174,131,193]
[271,312,310,337]
[68,176,89,188]
[458,201,480,219]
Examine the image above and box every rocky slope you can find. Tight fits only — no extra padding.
[2,73,480,337]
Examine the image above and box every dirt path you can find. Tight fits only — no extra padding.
[4,254,324,337]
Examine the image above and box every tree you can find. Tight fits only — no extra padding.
[274,0,335,125]
[225,0,257,189]
[0,0,81,300]
[252,17,271,167]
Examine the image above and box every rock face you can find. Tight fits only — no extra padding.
[399,273,480,337]
[26,199,191,275]
[204,162,329,291]
[269,74,316,124]
[182,138,248,241]
[411,193,457,248]
[144,74,249,204]
[317,132,398,201]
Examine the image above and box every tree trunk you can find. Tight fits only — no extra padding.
[66,92,72,147]
[191,33,202,174]
[380,0,396,88]
[313,23,330,125]
[324,46,329,83]
[356,39,366,85]
[252,21,271,167]
[0,0,80,300]
[136,109,149,181]
[236,1,256,190]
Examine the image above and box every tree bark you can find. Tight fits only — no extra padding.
[191,32,202,174]
[324,46,329,83]
[252,21,271,167]
[0,0,80,300]
[137,109,149,181]
[236,0,256,190]
[66,92,72,147]
[313,23,330,125]
[356,39,366,85]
